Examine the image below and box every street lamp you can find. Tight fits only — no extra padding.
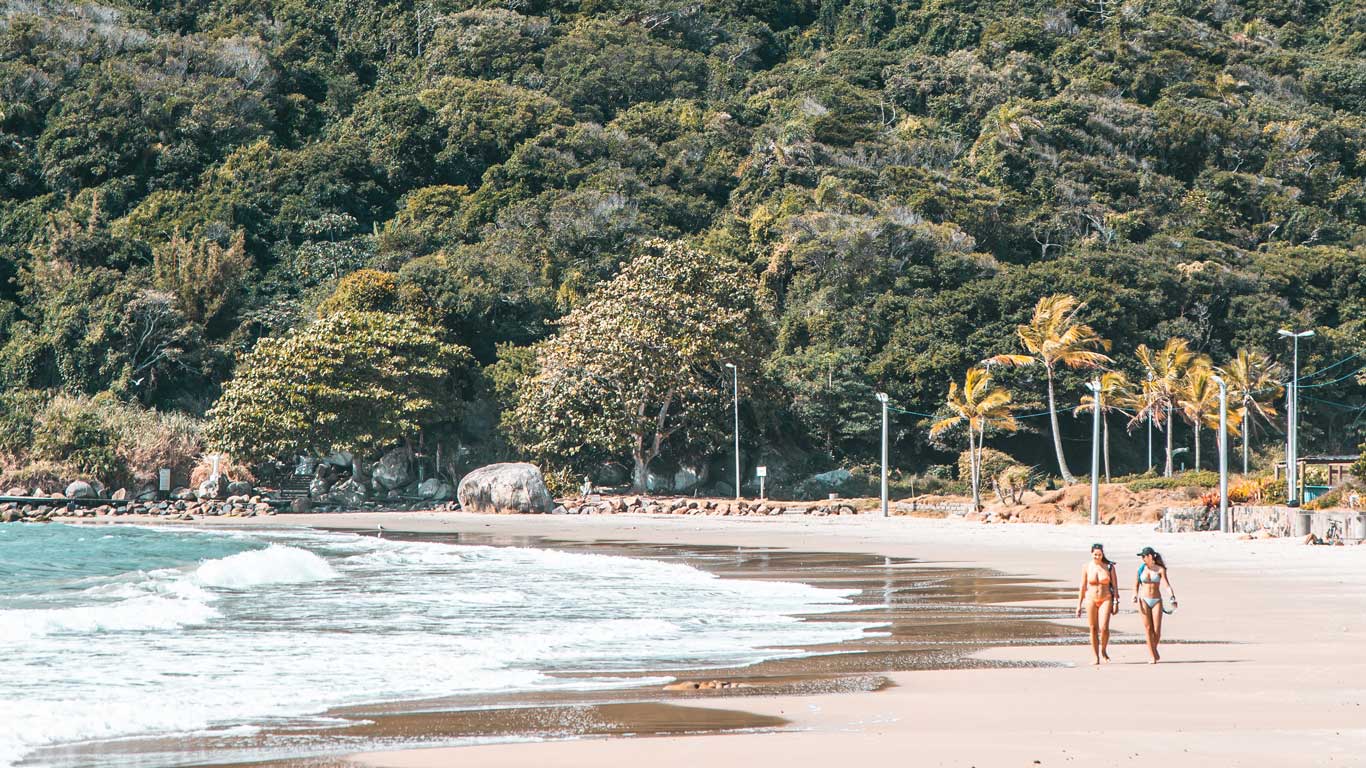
[724,363,740,501]
[1088,378,1102,525]
[1211,374,1229,533]
[876,392,889,518]
[1277,329,1315,506]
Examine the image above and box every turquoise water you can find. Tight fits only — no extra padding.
[0,524,872,768]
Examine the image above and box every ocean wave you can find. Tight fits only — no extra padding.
[194,545,338,589]
[0,592,220,642]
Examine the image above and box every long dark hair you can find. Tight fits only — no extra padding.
[1145,550,1167,570]
[1091,543,1115,566]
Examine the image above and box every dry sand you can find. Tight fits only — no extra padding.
[189,511,1366,768]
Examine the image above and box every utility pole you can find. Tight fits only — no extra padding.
[1089,379,1102,525]
[1212,374,1229,533]
[724,363,740,500]
[877,392,889,518]
[1278,329,1314,506]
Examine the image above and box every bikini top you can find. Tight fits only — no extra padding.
[1088,564,1112,586]
[1138,564,1161,583]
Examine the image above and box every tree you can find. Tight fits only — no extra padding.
[506,240,765,491]
[1176,362,1226,471]
[1217,349,1283,474]
[1073,370,1130,482]
[987,294,1112,484]
[205,311,473,465]
[152,230,252,333]
[1130,338,1200,477]
[930,366,1018,511]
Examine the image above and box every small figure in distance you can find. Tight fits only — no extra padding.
[1133,546,1178,664]
[1076,542,1119,665]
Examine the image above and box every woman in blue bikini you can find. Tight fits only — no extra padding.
[1133,546,1177,663]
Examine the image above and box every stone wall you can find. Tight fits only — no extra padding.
[1161,505,1366,541]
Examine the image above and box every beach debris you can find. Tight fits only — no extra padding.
[663,680,748,691]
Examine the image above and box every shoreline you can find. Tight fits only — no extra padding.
[62,512,1366,767]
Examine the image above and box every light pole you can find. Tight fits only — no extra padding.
[1211,374,1229,532]
[876,392,889,518]
[1145,372,1154,474]
[724,363,739,500]
[1277,329,1314,506]
[1088,379,1102,525]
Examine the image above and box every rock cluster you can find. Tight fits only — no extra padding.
[0,494,281,522]
[542,496,864,517]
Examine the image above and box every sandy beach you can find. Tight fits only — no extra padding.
[161,510,1365,768]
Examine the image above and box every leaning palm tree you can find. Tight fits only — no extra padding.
[1217,349,1284,474]
[987,294,1111,484]
[930,367,1019,511]
[1130,338,1200,476]
[1073,370,1131,482]
[1176,363,1223,470]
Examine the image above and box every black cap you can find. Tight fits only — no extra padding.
[1136,547,1157,557]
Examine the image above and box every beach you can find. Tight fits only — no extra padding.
[168,510,1366,768]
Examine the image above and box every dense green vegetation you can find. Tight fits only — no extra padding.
[1,0,1363,490]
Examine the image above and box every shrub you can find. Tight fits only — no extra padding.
[1127,470,1220,492]
[30,395,123,485]
[1228,478,1260,504]
[1305,488,1343,510]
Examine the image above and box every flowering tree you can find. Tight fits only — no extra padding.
[507,240,765,491]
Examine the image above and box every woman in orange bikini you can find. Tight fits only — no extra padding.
[1075,543,1118,665]
[1132,546,1177,663]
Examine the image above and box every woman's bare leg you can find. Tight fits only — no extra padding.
[1086,601,1101,665]
[1152,601,1165,659]
[1098,600,1113,661]
[1139,602,1159,662]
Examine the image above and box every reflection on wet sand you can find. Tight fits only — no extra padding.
[36,533,1084,768]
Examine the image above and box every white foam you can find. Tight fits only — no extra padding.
[0,593,219,642]
[194,544,338,589]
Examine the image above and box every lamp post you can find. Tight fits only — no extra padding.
[724,363,739,500]
[1088,379,1102,525]
[1277,329,1314,506]
[1145,372,1154,474]
[876,392,889,518]
[1211,374,1229,533]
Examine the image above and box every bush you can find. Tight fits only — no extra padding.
[1305,488,1343,510]
[1126,470,1221,492]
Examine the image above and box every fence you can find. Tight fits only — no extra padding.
[1161,505,1365,541]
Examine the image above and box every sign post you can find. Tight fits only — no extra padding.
[756,466,767,500]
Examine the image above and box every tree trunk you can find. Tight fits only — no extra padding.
[1046,369,1075,484]
[1102,416,1111,483]
[968,426,981,512]
[631,448,649,493]
[1164,404,1174,477]
[1243,428,1250,475]
[1193,423,1201,471]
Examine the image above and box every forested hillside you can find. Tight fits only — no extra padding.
[2,0,1363,490]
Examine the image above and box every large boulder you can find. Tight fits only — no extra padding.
[196,475,229,501]
[372,447,413,491]
[227,480,254,497]
[417,478,453,501]
[65,481,98,499]
[327,478,369,508]
[797,468,855,500]
[457,463,553,515]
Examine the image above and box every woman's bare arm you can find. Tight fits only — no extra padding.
[1162,568,1177,602]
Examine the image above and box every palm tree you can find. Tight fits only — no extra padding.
[987,294,1111,484]
[1073,371,1130,482]
[1176,363,1222,470]
[1217,349,1284,474]
[1130,338,1199,476]
[930,367,1019,511]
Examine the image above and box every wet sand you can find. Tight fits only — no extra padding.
[61,512,1366,767]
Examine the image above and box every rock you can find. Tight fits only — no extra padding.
[227,480,254,497]
[290,497,312,513]
[417,478,453,501]
[323,451,354,469]
[372,446,413,491]
[327,478,369,508]
[1,508,17,523]
[456,462,553,515]
[4,487,26,497]
[65,480,97,499]
[645,472,671,492]
[797,468,854,500]
[713,481,734,497]
[673,467,702,492]
[552,505,569,515]
[111,488,129,501]
[196,475,229,501]
[171,487,194,501]
[309,477,334,500]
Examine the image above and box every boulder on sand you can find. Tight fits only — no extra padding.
[372,446,413,490]
[65,480,98,499]
[457,463,553,514]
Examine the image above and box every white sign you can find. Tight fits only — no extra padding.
[158,469,172,491]
[756,466,767,478]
